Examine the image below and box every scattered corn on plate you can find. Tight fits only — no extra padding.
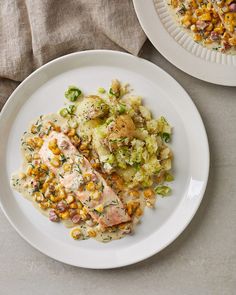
[169,0,236,53]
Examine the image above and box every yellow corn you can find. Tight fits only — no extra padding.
[31,125,38,134]
[49,195,59,202]
[135,207,143,217]
[66,195,74,204]
[39,201,50,210]
[199,13,212,21]
[87,229,97,238]
[95,204,104,213]
[50,157,61,168]
[193,33,202,41]
[143,188,155,198]
[86,181,95,191]
[48,139,57,149]
[61,211,70,220]
[63,163,71,172]
[206,2,212,10]
[92,191,101,200]
[83,172,92,181]
[70,202,78,209]
[129,190,140,197]
[171,0,178,8]
[34,137,44,148]
[77,201,83,210]
[26,166,33,176]
[190,24,197,32]
[32,154,39,161]
[67,128,76,137]
[229,37,236,45]
[127,201,139,215]
[206,23,213,31]
[80,142,88,151]
[70,228,80,240]
[19,172,26,180]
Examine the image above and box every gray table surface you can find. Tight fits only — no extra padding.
[0,41,235,295]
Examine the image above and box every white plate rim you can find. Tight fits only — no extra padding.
[133,0,236,86]
[0,50,210,269]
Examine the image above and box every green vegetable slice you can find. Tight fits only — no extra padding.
[65,86,82,102]
[59,108,69,117]
[154,185,171,196]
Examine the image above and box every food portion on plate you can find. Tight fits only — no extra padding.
[169,0,236,53]
[11,80,174,243]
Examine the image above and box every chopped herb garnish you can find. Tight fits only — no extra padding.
[60,154,67,164]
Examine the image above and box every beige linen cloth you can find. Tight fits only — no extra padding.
[0,0,146,110]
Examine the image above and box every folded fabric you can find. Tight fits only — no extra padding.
[0,0,146,110]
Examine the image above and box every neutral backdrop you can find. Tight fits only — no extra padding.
[0,41,235,295]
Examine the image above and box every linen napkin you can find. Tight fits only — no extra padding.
[0,0,146,110]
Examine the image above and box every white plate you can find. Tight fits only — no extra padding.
[133,0,236,86]
[0,50,209,269]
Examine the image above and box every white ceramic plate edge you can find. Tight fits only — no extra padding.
[0,50,210,268]
[133,0,236,86]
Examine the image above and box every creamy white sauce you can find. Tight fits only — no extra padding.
[11,113,147,243]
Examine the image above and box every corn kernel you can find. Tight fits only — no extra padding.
[86,181,95,191]
[129,190,140,197]
[204,39,213,44]
[91,191,101,200]
[171,0,178,8]
[80,142,88,151]
[34,137,44,148]
[27,166,33,176]
[144,188,155,198]
[87,229,97,237]
[80,209,87,220]
[61,211,70,220]
[91,162,100,169]
[83,172,92,181]
[50,195,59,202]
[68,128,76,137]
[193,33,202,41]
[206,23,213,31]
[190,24,197,32]
[50,157,61,168]
[39,202,50,210]
[51,147,61,155]
[63,163,71,172]
[199,13,212,21]
[31,125,38,134]
[70,228,80,240]
[127,201,139,215]
[214,27,224,34]
[135,207,143,217]
[206,2,212,10]
[48,138,57,149]
[95,204,104,213]
[229,37,236,46]
[66,195,74,204]
[40,164,48,171]
[70,202,78,209]
[19,172,26,180]
[77,201,83,210]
